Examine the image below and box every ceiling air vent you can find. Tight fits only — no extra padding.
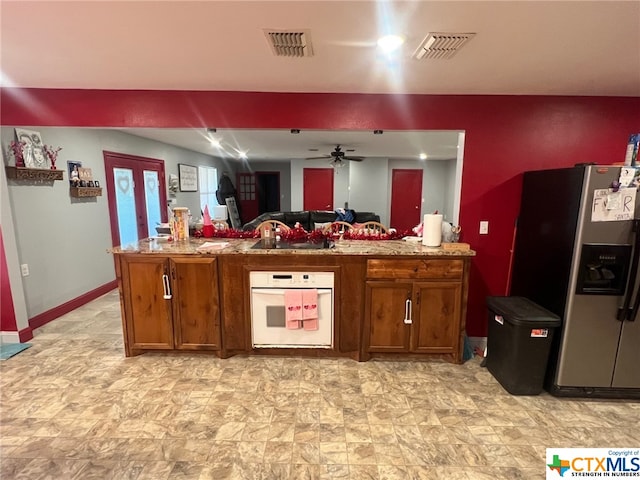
[413,32,476,60]
[264,29,314,57]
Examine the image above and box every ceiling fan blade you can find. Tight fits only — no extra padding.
[305,156,330,160]
[343,156,364,161]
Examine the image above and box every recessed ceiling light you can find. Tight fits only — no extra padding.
[419,153,427,160]
[377,34,404,53]
[239,152,248,160]
[209,138,221,148]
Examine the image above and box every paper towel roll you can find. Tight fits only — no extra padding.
[422,214,443,247]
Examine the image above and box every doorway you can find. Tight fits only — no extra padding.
[303,168,334,211]
[104,151,167,247]
[390,169,423,231]
[256,172,280,214]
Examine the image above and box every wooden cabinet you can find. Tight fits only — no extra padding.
[114,248,471,362]
[119,255,220,355]
[120,256,174,351]
[410,281,461,355]
[363,258,466,363]
[366,281,412,352]
[171,257,220,350]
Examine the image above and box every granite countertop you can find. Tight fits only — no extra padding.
[110,238,476,257]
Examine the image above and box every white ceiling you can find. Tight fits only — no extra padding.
[2,1,638,160]
[113,128,461,161]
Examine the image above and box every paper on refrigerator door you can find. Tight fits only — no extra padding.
[591,187,636,222]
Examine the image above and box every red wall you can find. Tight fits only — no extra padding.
[2,88,639,335]
[0,227,18,332]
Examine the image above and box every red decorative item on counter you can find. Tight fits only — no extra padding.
[190,227,410,241]
[202,224,214,238]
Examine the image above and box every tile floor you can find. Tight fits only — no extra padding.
[1,290,639,480]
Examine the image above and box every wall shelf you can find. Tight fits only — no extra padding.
[5,166,64,181]
[70,187,102,197]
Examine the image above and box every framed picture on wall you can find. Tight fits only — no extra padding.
[178,164,198,192]
[15,128,47,169]
[68,161,82,186]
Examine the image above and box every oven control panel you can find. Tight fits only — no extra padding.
[250,271,334,288]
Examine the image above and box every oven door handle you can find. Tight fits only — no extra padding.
[251,288,331,295]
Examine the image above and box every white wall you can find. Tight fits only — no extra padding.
[348,159,389,226]
[1,126,230,319]
[284,156,459,229]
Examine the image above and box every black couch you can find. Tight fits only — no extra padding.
[242,210,380,231]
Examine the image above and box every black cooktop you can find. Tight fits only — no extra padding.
[251,239,333,250]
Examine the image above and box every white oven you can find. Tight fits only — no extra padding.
[250,271,334,348]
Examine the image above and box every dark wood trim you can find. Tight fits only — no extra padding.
[29,280,118,330]
[5,166,64,181]
[70,187,103,197]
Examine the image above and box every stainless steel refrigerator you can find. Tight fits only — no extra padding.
[510,164,640,398]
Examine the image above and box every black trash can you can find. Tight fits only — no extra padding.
[486,296,561,395]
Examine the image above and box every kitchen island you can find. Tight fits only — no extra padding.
[111,238,475,363]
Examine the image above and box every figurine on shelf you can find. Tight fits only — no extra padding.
[8,140,26,167]
[70,164,80,186]
[43,145,62,170]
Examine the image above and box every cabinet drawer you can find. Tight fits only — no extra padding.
[366,259,463,280]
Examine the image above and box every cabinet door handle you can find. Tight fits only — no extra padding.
[162,274,172,300]
[403,299,412,324]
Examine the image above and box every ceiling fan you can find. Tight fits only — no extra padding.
[305,145,364,164]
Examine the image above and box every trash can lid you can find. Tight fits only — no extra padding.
[486,296,561,327]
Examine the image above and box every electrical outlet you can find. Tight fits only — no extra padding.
[20,264,29,276]
[479,221,489,235]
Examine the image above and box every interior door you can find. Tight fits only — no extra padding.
[237,173,258,222]
[104,151,167,246]
[390,169,422,231]
[304,168,333,211]
[256,172,281,214]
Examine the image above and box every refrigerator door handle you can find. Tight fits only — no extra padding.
[628,288,639,322]
[618,219,640,321]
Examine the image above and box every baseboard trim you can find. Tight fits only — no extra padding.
[18,326,33,342]
[1,331,21,343]
[29,280,118,330]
